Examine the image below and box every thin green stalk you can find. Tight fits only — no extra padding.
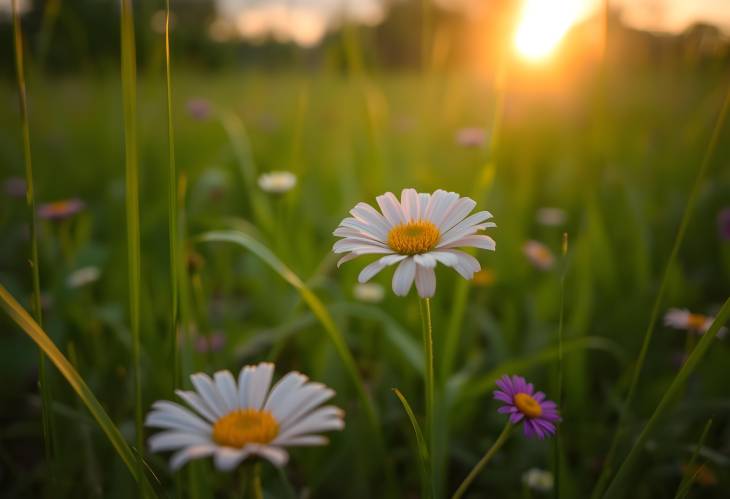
[553,233,569,499]
[163,0,180,390]
[451,423,513,499]
[243,462,263,499]
[393,388,432,499]
[419,298,435,496]
[673,419,712,499]
[119,0,144,492]
[12,0,56,487]
[603,297,730,499]
[592,85,730,499]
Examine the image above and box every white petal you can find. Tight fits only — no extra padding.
[424,189,447,220]
[249,444,289,467]
[333,238,388,253]
[274,435,328,447]
[333,227,384,243]
[214,371,239,412]
[148,400,209,431]
[264,372,308,414]
[413,253,436,268]
[447,250,481,279]
[400,188,419,222]
[149,431,211,452]
[169,445,217,471]
[418,193,430,219]
[247,362,275,410]
[336,253,359,268]
[350,202,391,238]
[175,390,218,423]
[429,191,459,227]
[415,265,436,298]
[442,235,496,251]
[438,197,476,232]
[278,406,344,440]
[189,374,227,418]
[428,251,459,267]
[440,210,493,241]
[146,405,212,434]
[277,385,335,426]
[358,254,407,283]
[376,192,405,226]
[214,447,250,471]
[392,257,416,296]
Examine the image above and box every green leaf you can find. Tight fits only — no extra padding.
[674,419,712,499]
[393,388,432,499]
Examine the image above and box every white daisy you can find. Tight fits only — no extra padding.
[333,188,496,298]
[258,171,297,194]
[145,362,344,471]
[664,308,726,338]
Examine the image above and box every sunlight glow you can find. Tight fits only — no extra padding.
[514,0,591,61]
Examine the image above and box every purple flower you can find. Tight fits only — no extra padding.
[186,98,212,121]
[37,198,85,220]
[4,176,27,198]
[494,375,560,439]
[718,207,730,241]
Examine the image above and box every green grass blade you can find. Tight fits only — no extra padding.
[0,283,156,494]
[463,336,625,400]
[163,0,180,391]
[553,233,569,499]
[198,230,390,475]
[593,86,730,499]
[393,388,432,499]
[119,0,144,489]
[603,297,730,499]
[12,0,56,483]
[673,419,712,499]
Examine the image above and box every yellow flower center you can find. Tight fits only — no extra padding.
[387,221,440,255]
[212,409,279,448]
[686,313,707,331]
[514,393,543,418]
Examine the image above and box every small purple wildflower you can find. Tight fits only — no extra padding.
[494,374,560,439]
[37,198,85,220]
[718,207,730,241]
[186,98,212,121]
[4,177,27,198]
[194,332,226,353]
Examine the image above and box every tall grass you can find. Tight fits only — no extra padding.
[163,0,180,390]
[11,0,56,487]
[0,284,156,495]
[119,0,144,492]
[594,85,730,498]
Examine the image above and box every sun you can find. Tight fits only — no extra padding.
[514,0,591,62]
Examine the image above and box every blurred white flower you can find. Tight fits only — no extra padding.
[523,240,555,270]
[522,468,554,492]
[664,308,726,338]
[536,207,567,226]
[214,0,385,47]
[258,171,297,194]
[67,266,101,289]
[353,283,385,303]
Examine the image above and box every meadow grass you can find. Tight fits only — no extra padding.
[1,43,729,498]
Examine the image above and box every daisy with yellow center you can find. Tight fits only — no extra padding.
[523,240,555,271]
[145,362,344,471]
[333,188,496,298]
[664,308,727,338]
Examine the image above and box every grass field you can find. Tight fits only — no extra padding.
[1,17,730,498]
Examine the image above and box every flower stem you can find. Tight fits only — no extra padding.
[242,462,264,499]
[451,422,513,499]
[419,297,435,494]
